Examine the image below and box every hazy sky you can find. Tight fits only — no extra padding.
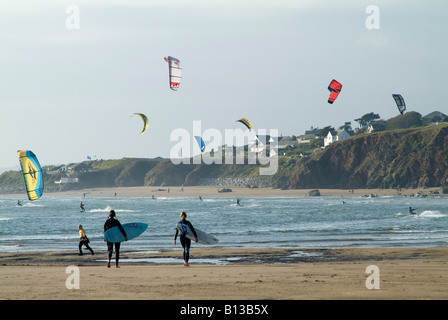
[1,0,447,169]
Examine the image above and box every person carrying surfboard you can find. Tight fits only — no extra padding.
[78,224,94,256]
[174,211,198,267]
[104,210,128,268]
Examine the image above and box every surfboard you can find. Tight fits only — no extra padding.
[176,222,219,245]
[104,222,148,243]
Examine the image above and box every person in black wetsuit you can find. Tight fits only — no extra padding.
[104,210,127,268]
[174,211,198,267]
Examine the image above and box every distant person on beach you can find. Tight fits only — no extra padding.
[409,207,417,215]
[78,225,94,256]
[104,210,127,268]
[174,211,198,267]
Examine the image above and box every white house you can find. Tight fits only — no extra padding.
[324,131,336,147]
[324,129,352,147]
[55,177,79,184]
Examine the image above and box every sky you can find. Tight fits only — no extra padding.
[1,0,447,169]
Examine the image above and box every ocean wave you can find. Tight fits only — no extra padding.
[0,234,78,241]
[21,202,44,207]
[419,210,446,218]
[87,206,136,213]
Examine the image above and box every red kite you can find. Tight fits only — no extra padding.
[327,79,342,104]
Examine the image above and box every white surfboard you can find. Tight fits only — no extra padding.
[176,222,219,245]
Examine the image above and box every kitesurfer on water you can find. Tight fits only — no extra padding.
[174,211,198,267]
[409,207,417,215]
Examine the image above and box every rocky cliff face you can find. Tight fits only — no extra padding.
[143,125,448,189]
[282,124,448,189]
[143,160,261,187]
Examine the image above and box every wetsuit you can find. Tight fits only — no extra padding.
[174,219,198,263]
[78,228,94,255]
[104,217,127,266]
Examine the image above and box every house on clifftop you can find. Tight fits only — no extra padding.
[324,129,352,147]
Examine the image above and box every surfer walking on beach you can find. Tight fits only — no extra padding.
[104,210,127,268]
[174,211,198,267]
[78,225,94,256]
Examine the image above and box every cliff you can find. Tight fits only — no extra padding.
[1,124,447,194]
[273,124,448,189]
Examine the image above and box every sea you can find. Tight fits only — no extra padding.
[0,194,447,255]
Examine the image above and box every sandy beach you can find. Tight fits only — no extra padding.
[1,247,447,300]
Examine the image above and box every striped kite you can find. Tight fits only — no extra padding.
[164,56,182,91]
[392,94,406,115]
